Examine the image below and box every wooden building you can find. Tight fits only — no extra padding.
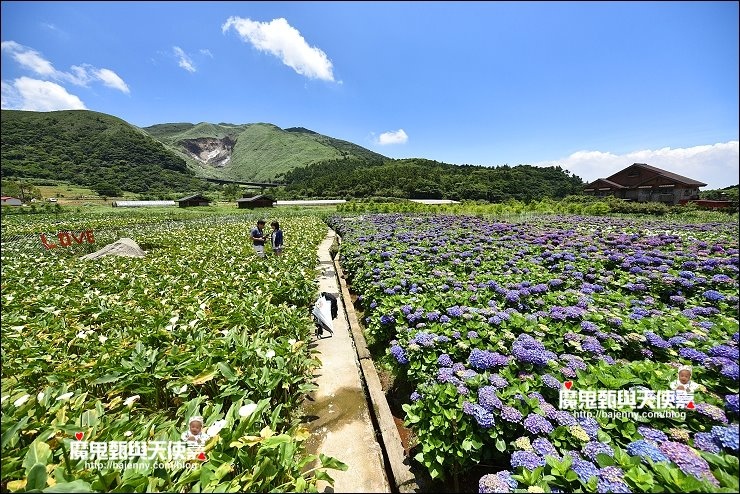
[177,194,211,208]
[236,195,275,209]
[584,163,706,205]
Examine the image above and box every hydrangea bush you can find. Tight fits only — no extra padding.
[330,213,739,492]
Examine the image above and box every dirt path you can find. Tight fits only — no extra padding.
[303,228,392,493]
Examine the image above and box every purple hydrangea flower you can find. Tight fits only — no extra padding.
[510,451,545,470]
[410,391,422,402]
[512,334,557,365]
[725,394,739,415]
[489,374,509,389]
[541,374,561,389]
[500,406,523,423]
[694,403,728,424]
[468,348,510,370]
[583,441,614,462]
[478,386,502,411]
[597,466,631,493]
[532,438,560,459]
[523,413,554,435]
[478,471,517,493]
[659,441,719,486]
[703,290,725,301]
[554,410,577,426]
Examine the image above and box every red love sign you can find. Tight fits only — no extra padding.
[75,432,84,441]
[687,401,695,410]
[564,381,573,390]
[196,452,207,461]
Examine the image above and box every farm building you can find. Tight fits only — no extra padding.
[237,195,275,209]
[111,200,177,208]
[583,163,706,205]
[1,196,22,206]
[177,194,211,208]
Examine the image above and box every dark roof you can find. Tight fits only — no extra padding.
[177,194,211,202]
[237,195,275,203]
[608,163,707,187]
[585,178,625,189]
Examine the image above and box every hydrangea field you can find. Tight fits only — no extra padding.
[1,211,346,492]
[329,213,739,493]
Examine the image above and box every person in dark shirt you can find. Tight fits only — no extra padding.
[251,220,267,256]
[270,221,284,255]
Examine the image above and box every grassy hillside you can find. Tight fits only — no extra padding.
[0,110,207,195]
[142,121,387,182]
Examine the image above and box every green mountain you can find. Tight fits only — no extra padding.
[141,121,387,182]
[0,109,206,195]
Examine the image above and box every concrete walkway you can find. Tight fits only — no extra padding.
[304,228,392,493]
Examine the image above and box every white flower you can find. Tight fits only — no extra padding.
[206,419,227,436]
[123,430,133,437]
[0,395,8,404]
[123,395,140,407]
[56,392,74,401]
[288,338,297,346]
[37,392,45,402]
[265,349,276,359]
[76,331,88,339]
[178,385,188,394]
[13,394,30,407]
[239,403,258,417]
[98,335,108,344]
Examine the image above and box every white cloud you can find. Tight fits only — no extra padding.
[533,141,740,190]
[2,41,55,75]
[1,40,129,93]
[95,68,130,93]
[173,46,196,72]
[378,129,408,145]
[1,77,86,111]
[222,16,335,82]
[200,48,213,58]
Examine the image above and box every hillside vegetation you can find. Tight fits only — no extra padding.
[0,110,206,195]
[281,158,584,201]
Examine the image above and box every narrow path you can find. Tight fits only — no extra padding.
[304,228,391,493]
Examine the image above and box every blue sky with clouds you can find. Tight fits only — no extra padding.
[2,1,738,189]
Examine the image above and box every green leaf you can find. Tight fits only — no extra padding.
[43,479,93,493]
[91,374,122,385]
[595,453,615,468]
[319,453,348,471]
[191,368,218,385]
[216,362,236,380]
[27,463,48,491]
[495,438,506,452]
[23,439,52,474]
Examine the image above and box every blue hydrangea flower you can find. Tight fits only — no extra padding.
[597,466,631,493]
[703,290,725,301]
[626,440,668,463]
[468,349,510,370]
[638,426,668,444]
[577,416,600,439]
[478,386,502,411]
[570,457,599,483]
[437,353,453,367]
[693,432,720,453]
[711,424,739,451]
[725,394,739,415]
[489,374,509,389]
[390,344,408,364]
[410,391,422,402]
[463,402,495,428]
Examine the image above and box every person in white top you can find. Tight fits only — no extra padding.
[181,416,210,447]
[669,365,700,393]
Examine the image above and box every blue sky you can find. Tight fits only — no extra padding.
[2,1,738,189]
